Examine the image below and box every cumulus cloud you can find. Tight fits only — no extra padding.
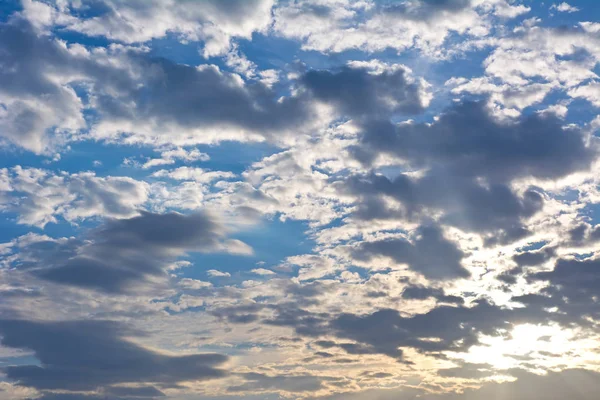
[354,101,595,182]
[273,0,529,58]
[550,2,580,13]
[23,0,275,57]
[141,148,210,169]
[0,19,86,153]
[0,167,148,227]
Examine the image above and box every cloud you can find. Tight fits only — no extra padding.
[0,17,319,151]
[228,372,327,394]
[0,18,86,153]
[0,17,433,153]
[327,299,516,359]
[1,167,148,227]
[0,319,227,392]
[355,101,595,182]
[152,167,236,184]
[340,101,595,241]
[300,63,429,118]
[255,297,546,361]
[12,211,251,293]
[341,172,543,242]
[529,257,600,307]
[23,0,275,57]
[273,0,528,58]
[551,2,580,13]
[351,225,470,280]
[89,57,325,147]
[314,369,600,400]
[401,284,464,304]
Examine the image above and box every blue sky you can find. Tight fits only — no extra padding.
[1,0,600,399]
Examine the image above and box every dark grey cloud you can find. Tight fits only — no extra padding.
[529,257,600,305]
[329,299,512,358]
[300,66,426,118]
[351,225,469,280]
[569,222,600,245]
[354,101,595,182]
[1,16,431,153]
[509,256,600,328]
[95,58,430,144]
[342,172,543,242]
[252,297,549,360]
[513,245,556,267]
[401,284,464,304]
[15,211,246,293]
[94,55,315,140]
[0,319,227,392]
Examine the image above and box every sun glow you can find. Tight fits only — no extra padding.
[457,324,582,370]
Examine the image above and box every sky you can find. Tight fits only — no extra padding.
[1,0,600,399]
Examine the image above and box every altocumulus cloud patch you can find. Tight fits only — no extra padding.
[1,1,600,400]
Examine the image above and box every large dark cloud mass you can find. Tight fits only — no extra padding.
[354,102,595,181]
[342,172,543,242]
[342,101,595,242]
[0,319,227,391]
[16,212,242,293]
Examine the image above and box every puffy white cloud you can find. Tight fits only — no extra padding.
[141,147,210,169]
[251,268,276,276]
[550,2,580,13]
[273,0,529,58]
[207,269,231,278]
[1,166,148,227]
[23,0,275,57]
[152,167,236,184]
[568,81,600,107]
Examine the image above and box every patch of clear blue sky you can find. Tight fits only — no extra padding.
[181,218,316,283]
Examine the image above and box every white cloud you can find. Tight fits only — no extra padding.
[152,167,236,184]
[273,0,529,59]
[251,268,276,276]
[142,148,210,169]
[568,81,600,107]
[551,2,580,13]
[179,278,212,289]
[207,269,231,278]
[24,0,275,57]
[1,166,148,227]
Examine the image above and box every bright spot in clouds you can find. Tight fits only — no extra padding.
[1,1,600,399]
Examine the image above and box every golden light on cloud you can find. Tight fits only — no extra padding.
[457,323,600,372]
